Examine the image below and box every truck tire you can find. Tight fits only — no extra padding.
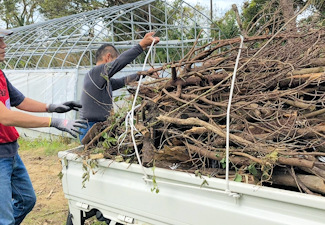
[66,212,73,225]
[96,211,123,225]
[66,210,94,225]
[96,211,113,224]
[66,209,122,225]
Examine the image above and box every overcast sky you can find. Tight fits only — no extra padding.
[183,0,247,18]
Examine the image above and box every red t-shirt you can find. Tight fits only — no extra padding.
[0,70,19,143]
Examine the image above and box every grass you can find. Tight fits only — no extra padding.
[18,136,80,156]
[18,137,117,225]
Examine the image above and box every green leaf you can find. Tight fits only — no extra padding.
[58,171,63,180]
[107,137,117,145]
[115,155,124,162]
[220,157,226,169]
[64,157,68,167]
[248,163,258,176]
[102,140,110,148]
[194,169,201,177]
[101,132,108,139]
[200,179,209,187]
[234,173,242,182]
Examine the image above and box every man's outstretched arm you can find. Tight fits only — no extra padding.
[105,32,160,79]
[0,102,87,138]
[16,98,82,113]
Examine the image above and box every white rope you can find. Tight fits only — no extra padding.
[117,104,141,157]
[119,39,156,178]
[226,35,244,192]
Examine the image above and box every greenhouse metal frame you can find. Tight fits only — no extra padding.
[1,0,217,138]
[2,0,217,70]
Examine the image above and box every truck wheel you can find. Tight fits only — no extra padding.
[66,209,94,225]
[95,211,123,225]
[66,212,73,225]
[96,211,111,224]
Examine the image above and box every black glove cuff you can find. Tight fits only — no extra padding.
[46,104,52,113]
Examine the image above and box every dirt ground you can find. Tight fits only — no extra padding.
[20,148,69,225]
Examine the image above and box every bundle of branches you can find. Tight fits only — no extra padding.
[84,28,325,195]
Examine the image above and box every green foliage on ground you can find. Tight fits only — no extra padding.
[18,136,80,156]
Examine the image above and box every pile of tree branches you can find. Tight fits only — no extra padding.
[83,27,325,196]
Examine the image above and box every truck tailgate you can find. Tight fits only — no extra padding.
[59,147,325,225]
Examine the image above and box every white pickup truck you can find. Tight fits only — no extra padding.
[58,146,325,225]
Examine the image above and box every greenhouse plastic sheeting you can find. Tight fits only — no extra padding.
[4,69,79,136]
[3,66,166,138]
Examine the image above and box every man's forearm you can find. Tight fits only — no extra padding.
[3,111,49,128]
[125,73,139,85]
[107,44,143,78]
[0,103,49,128]
[16,97,47,112]
[111,73,138,91]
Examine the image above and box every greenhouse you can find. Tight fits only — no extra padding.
[1,0,216,137]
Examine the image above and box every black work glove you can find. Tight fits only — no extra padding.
[50,118,87,138]
[47,101,82,113]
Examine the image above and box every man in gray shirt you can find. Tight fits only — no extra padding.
[79,32,159,142]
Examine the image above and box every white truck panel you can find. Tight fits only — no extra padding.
[59,147,325,225]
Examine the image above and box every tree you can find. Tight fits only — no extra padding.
[280,0,296,32]
[242,0,324,36]
[38,0,144,20]
[0,0,38,28]
[295,0,324,14]
[0,0,134,24]
[38,0,103,19]
[242,0,284,36]
[213,9,240,39]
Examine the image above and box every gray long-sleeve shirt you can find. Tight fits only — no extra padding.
[80,44,143,122]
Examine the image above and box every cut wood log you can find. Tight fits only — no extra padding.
[154,146,191,162]
[157,115,254,147]
[272,174,325,194]
[135,123,150,138]
[299,166,325,179]
[184,127,208,135]
[310,58,325,66]
[81,122,106,145]
[186,143,252,166]
[142,137,155,164]
[85,28,325,196]
[281,98,315,110]
[291,67,324,75]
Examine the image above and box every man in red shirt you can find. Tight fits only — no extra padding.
[0,28,87,225]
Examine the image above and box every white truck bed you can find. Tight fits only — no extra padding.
[58,146,325,225]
